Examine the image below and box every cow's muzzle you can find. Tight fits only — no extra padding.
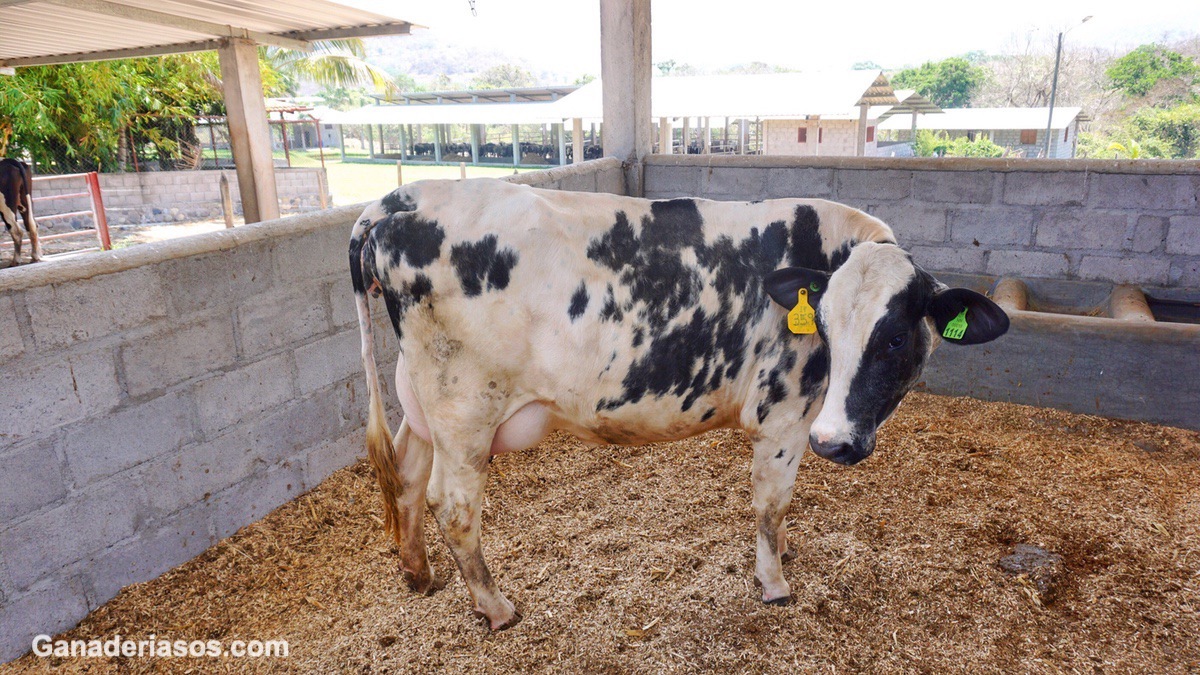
[808,433,874,466]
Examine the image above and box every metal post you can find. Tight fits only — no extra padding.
[681,116,690,154]
[659,117,671,154]
[85,172,111,249]
[470,124,480,165]
[434,123,443,163]
[338,124,346,162]
[219,172,235,228]
[367,124,375,158]
[512,124,520,167]
[398,124,407,161]
[1045,31,1064,159]
[702,117,711,154]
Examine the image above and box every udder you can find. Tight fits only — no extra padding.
[394,360,552,455]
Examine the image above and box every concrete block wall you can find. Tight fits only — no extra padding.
[644,155,1200,290]
[0,157,624,663]
[30,168,327,229]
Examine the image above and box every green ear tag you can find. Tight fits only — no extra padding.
[943,308,969,340]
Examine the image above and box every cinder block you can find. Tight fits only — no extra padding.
[274,224,348,284]
[0,477,145,590]
[236,283,331,358]
[0,437,67,523]
[212,462,308,540]
[1089,174,1198,211]
[644,165,700,196]
[330,280,358,328]
[0,576,90,664]
[305,429,365,488]
[61,392,196,488]
[193,351,296,435]
[0,350,120,443]
[596,167,626,196]
[0,295,24,366]
[295,329,362,395]
[908,245,986,275]
[1002,172,1087,206]
[836,169,911,200]
[763,168,834,198]
[913,171,995,204]
[120,314,237,398]
[1169,256,1200,288]
[1078,254,1171,286]
[1127,216,1167,253]
[23,268,168,349]
[701,167,768,199]
[155,239,275,316]
[1034,210,1130,250]
[79,503,213,610]
[866,204,947,244]
[949,208,1034,246]
[986,250,1070,279]
[1166,216,1200,255]
[559,170,597,193]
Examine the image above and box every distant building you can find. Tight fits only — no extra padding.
[878,107,1089,158]
[760,89,940,158]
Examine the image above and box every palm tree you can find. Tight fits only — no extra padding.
[262,39,395,95]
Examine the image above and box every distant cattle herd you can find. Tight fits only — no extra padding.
[407,142,606,163]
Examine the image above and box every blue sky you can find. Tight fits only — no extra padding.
[346,0,1200,78]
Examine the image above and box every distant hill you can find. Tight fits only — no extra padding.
[365,33,571,90]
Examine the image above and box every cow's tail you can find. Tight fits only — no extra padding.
[351,208,405,547]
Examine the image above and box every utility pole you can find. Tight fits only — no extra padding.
[1044,15,1092,158]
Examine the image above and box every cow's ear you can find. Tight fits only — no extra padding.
[764,267,831,309]
[926,287,1009,346]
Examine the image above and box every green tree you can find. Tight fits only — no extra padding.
[891,57,988,108]
[1106,44,1198,99]
[852,61,882,71]
[470,64,536,89]
[263,39,395,95]
[912,130,1004,158]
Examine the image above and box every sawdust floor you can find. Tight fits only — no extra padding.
[10,393,1200,674]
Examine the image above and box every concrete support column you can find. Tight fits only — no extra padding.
[399,124,408,161]
[739,119,747,155]
[658,117,671,154]
[217,37,278,223]
[681,116,690,154]
[572,118,585,163]
[600,0,652,195]
[512,124,520,167]
[556,122,567,166]
[702,117,711,154]
[470,124,481,165]
[856,104,868,157]
[434,124,443,163]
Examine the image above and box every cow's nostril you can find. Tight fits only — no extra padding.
[808,434,865,466]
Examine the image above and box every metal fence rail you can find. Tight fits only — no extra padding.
[1,172,111,256]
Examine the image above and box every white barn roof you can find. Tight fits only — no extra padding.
[879,107,1085,132]
[0,0,418,67]
[322,71,899,126]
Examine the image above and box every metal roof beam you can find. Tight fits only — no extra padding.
[42,0,313,51]
[277,22,414,41]
[0,40,221,67]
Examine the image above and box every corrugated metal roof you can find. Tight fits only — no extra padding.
[0,0,417,67]
[373,86,581,105]
[878,107,1086,131]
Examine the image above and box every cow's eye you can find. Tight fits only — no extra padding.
[888,333,907,350]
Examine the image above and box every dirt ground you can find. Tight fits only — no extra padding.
[9,393,1200,674]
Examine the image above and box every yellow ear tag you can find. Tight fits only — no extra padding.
[788,288,817,335]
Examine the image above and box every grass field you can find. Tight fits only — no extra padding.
[263,148,540,205]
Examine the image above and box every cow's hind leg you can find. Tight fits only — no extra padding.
[427,432,519,630]
[23,195,40,263]
[392,419,437,594]
[751,439,804,605]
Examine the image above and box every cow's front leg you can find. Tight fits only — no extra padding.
[751,439,804,605]
[426,435,520,631]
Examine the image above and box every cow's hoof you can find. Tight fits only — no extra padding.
[474,609,523,631]
[402,569,441,596]
[780,550,797,564]
[763,594,793,607]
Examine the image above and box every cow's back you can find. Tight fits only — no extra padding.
[353,179,893,442]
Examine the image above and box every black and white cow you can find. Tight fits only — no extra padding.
[350,179,1008,630]
[1,158,40,267]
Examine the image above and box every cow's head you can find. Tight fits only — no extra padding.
[765,242,1008,466]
